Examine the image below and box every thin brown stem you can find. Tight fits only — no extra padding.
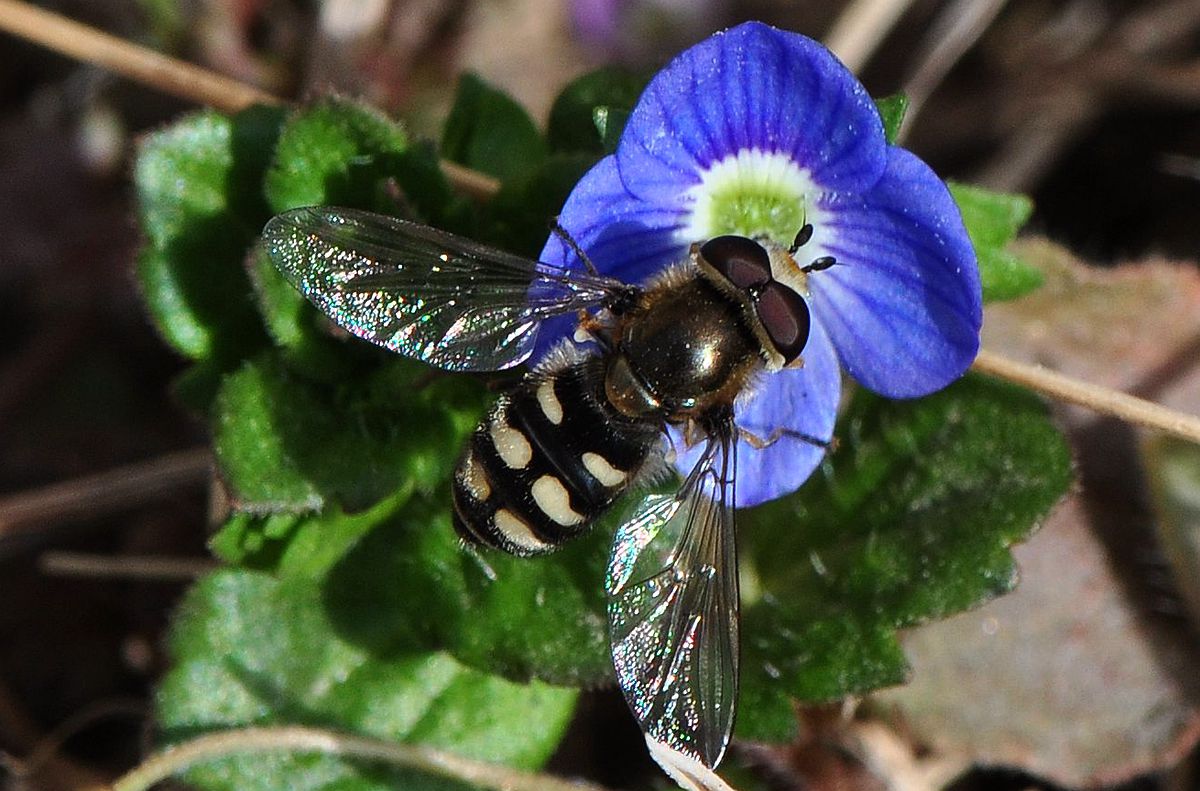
[0,0,280,113]
[440,159,501,201]
[111,725,618,791]
[0,679,113,791]
[0,448,212,541]
[824,0,918,74]
[972,349,1200,443]
[899,0,1011,140]
[23,698,145,788]
[39,552,216,582]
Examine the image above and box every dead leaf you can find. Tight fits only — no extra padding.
[876,237,1200,788]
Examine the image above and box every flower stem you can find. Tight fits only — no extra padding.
[972,349,1200,443]
[3,0,1199,447]
[110,725,616,791]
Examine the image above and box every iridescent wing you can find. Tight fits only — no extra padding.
[606,426,739,770]
[262,207,631,372]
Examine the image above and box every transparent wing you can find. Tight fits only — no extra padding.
[262,207,631,371]
[606,426,739,769]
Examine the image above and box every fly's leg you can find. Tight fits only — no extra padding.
[738,425,837,452]
[550,218,601,276]
[573,309,621,353]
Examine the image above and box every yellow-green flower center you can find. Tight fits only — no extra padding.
[683,149,816,246]
[704,183,806,242]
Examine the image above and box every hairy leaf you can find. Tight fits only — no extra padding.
[265,98,409,214]
[873,94,908,145]
[733,374,1072,742]
[160,498,577,791]
[593,106,630,155]
[482,153,597,257]
[256,120,474,377]
[136,106,283,364]
[212,355,487,513]
[321,493,614,686]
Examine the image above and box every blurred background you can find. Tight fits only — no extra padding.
[2,1,1200,789]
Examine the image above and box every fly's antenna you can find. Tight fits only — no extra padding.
[550,217,601,277]
[803,256,841,273]
[789,223,841,273]
[789,223,814,254]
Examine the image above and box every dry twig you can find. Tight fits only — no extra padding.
[824,0,918,74]
[111,725,618,791]
[39,552,216,581]
[972,349,1200,444]
[0,448,211,548]
[0,0,279,112]
[973,0,1200,190]
[898,0,1011,140]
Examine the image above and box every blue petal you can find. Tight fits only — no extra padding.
[615,22,887,205]
[534,156,690,359]
[809,146,982,398]
[669,318,840,508]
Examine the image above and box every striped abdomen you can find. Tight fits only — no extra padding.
[452,356,660,556]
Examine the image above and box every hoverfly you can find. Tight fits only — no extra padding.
[262,207,831,772]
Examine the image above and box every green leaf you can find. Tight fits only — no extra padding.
[212,355,488,512]
[135,105,284,363]
[322,493,614,686]
[265,98,409,214]
[482,153,598,257]
[209,510,307,570]
[734,374,1072,742]
[873,93,908,145]
[159,504,578,791]
[247,246,341,376]
[593,107,630,155]
[170,358,227,414]
[950,181,1042,302]
[546,67,646,154]
[441,73,547,183]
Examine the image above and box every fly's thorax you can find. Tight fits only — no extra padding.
[691,236,813,371]
[452,354,660,557]
[608,269,762,420]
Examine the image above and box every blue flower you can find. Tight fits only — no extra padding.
[536,21,982,507]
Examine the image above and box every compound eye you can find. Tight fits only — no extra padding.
[699,235,772,290]
[755,282,811,365]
